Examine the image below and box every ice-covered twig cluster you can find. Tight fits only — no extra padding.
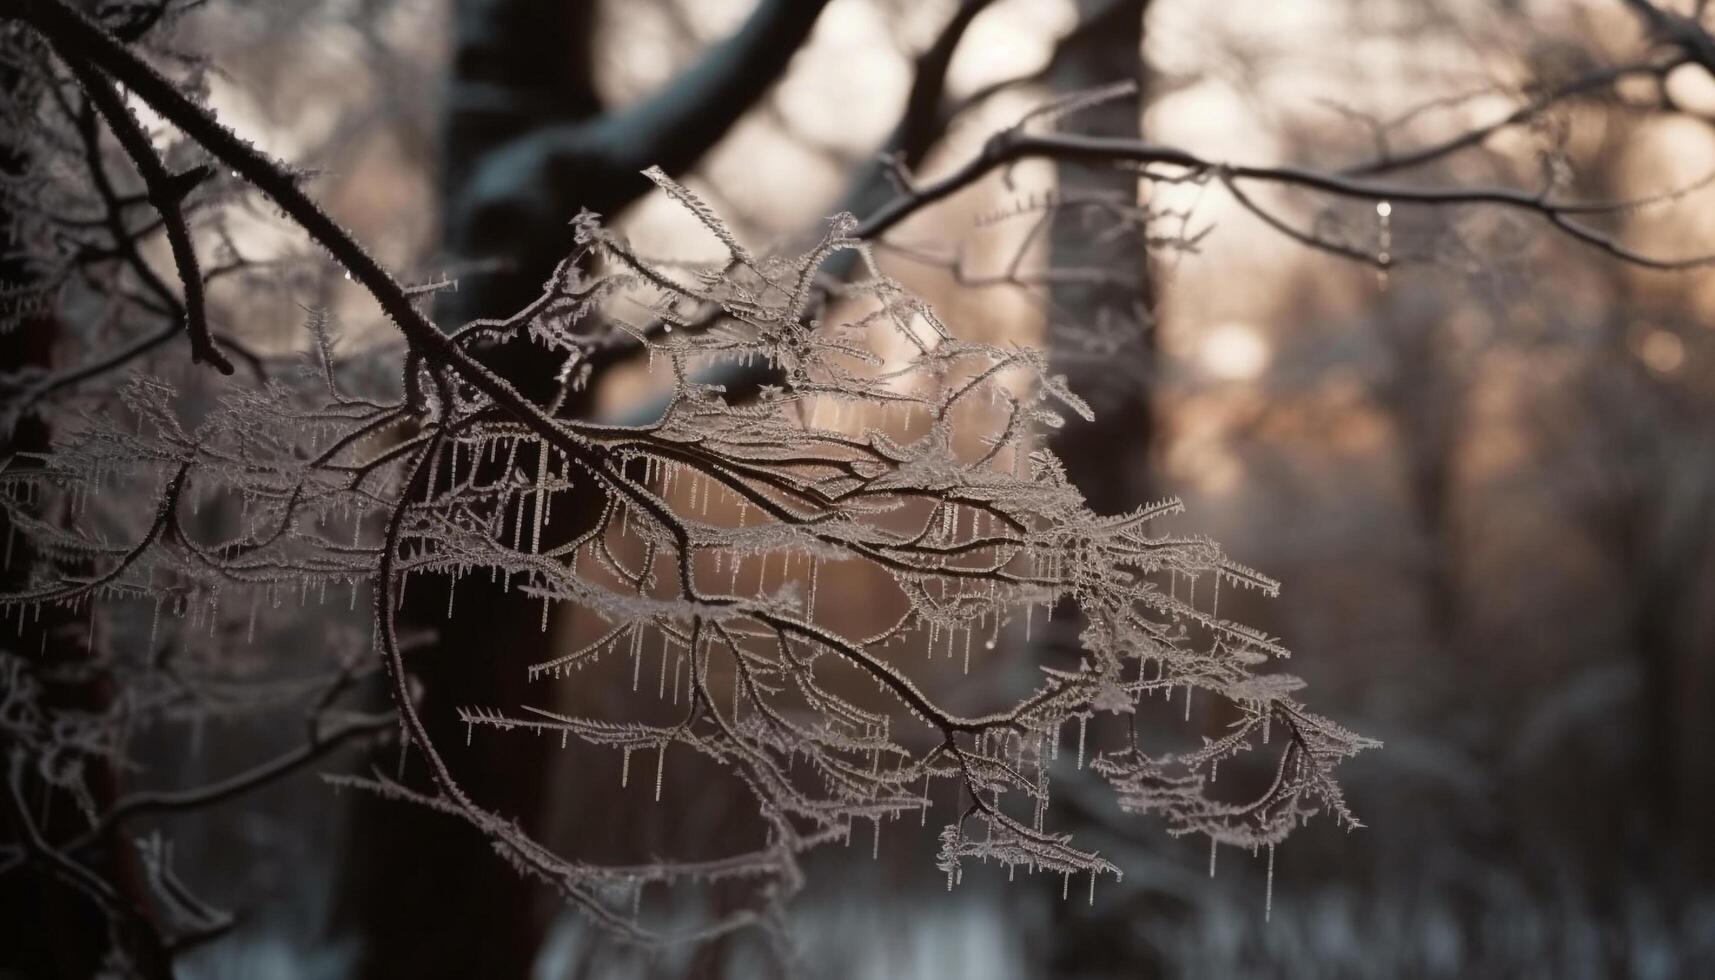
[3,168,1376,941]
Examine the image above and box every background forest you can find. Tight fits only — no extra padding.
[3,0,1715,978]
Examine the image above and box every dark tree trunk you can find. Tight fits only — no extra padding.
[333,3,833,974]
[1044,0,1154,517]
[0,63,168,980]
[330,6,601,977]
[1620,463,1714,881]
[1371,296,1466,648]
[1036,2,1161,976]
[0,316,156,980]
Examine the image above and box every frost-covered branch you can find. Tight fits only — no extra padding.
[0,151,1379,941]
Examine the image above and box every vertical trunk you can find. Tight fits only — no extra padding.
[440,0,602,329]
[1620,460,1714,881]
[1037,2,1157,975]
[1372,300,1465,648]
[0,307,151,980]
[0,61,168,980]
[1670,495,1715,880]
[1567,126,1693,870]
[333,3,831,971]
[331,5,600,977]
[1044,0,1154,516]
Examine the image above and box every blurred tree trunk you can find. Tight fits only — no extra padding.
[1568,118,1714,877]
[1371,295,1466,649]
[0,60,167,980]
[1667,488,1715,880]
[0,217,144,980]
[330,8,602,976]
[334,3,832,975]
[1598,353,1715,882]
[1037,1,1160,975]
[1044,0,1155,517]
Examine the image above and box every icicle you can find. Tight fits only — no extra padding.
[621,746,632,788]
[531,446,549,553]
[1076,714,1087,770]
[1375,200,1393,289]
[1265,843,1275,922]
[1209,836,1218,878]
[807,559,819,619]
[654,743,666,802]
